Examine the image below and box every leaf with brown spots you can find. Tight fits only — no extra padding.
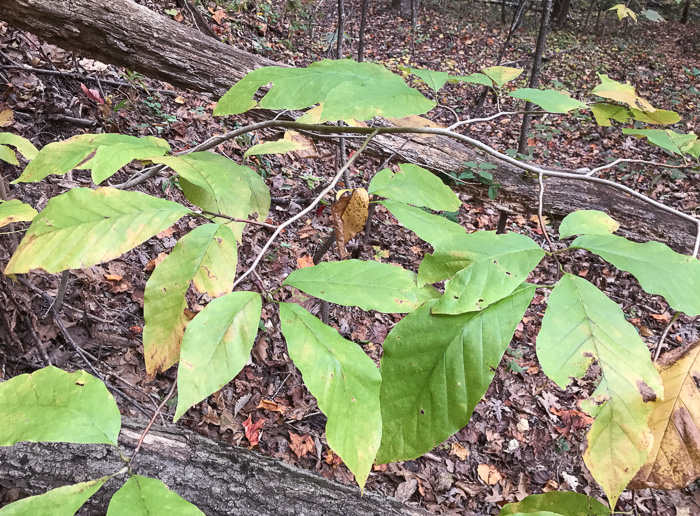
[289,432,315,458]
[331,188,369,258]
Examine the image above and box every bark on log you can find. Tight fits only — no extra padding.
[0,418,426,516]
[0,0,697,253]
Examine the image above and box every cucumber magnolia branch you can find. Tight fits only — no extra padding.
[0,0,698,253]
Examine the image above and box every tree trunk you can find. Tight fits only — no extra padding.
[517,0,553,154]
[551,0,571,26]
[0,418,427,515]
[0,0,697,254]
[681,0,692,23]
[358,0,370,61]
[392,0,413,18]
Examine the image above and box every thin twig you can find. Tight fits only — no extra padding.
[653,311,681,362]
[24,315,52,367]
[587,158,693,177]
[537,172,561,280]
[232,130,378,289]
[44,270,70,317]
[447,109,547,130]
[130,379,177,463]
[197,210,277,229]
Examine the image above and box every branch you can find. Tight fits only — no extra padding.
[586,158,694,177]
[231,130,378,289]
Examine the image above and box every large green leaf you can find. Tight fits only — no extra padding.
[214,59,435,122]
[280,303,381,489]
[154,152,269,241]
[175,291,261,422]
[622,128,697,156]
[243,138,301,158]
[0,199,37,228]
[283,260,440,313]
[4,187,190,275]
[107,476,203,516]
[0,478,108,516]
[591,103,634,126]
[380,200,466,247]
[424,231,543,314]
[500,492,611,516]
[449,73,493,87]
[509,88,586,113]
[0,367,120,446]
[558,210,620,238]
[408,67,449,93]
[13,133,170,184]
[537,274,663,507]
[572,233,700,316]
[376,284,535,463]
[0,133,39,160]
[368,163,461,212]
[143,223,237,376]
[0,144,17,165]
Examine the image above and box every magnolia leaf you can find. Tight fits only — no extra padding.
[143,224,237,376]
[0,144,17,165]
[244,130,316,158]
[622,129,697,156]
[0,367,120,446]
[641,9,664,21]
[629,339,700,490]
[4,188,190,275]
[376,283,535,463]
[380,200,466,248]
[0,199,37,228]
[0,133,38,160]
[409,67,449,92]
[572,233,700,316]
[629,108,680,125]
[0,478,108,516]
[509,88,586,113]
[368,163,461,212]
[608,4,637,22]
[558,210,620,238]
[14,133,170,184]
[424,231,543,314]
[331,188,369,258]
[537,274,663,507]
[283,259,440,313]
[214,59,435,122]
[154,152,270,240]
[500,491,611,515]
[175,292,261,422]
[482,66,523,87]
[592,74,654,112]
[591,103,633,126]
[449,73,493,87]
[280,303,381,489]
[107,476,203,516]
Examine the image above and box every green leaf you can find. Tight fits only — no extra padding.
[641,9,664,21]
[107,476,203,516]
[509,88,586,113]
[368,163,461,211]
[482,66,523,88]
[559,210,620,238]
[154,152,269,241]
[283,259,440,313]
[0,199,37,228]
[175,291,261,422]
[418,230,543,285]
[622,129,697,156]
[0,477,108,516]
[279,303,381,489]
[143,223,237,376]
[592,74,654,111]
[409,67,449,93]
[430,232,544,314]
[214,59,435,122]
[537,274,663,507]
[0,144,18,165]
[449,73,493,87]
[0,367,120,446]
[380,200,466,247]
[572,234,700,316]
[0,133,39,160]
[500,491,611,515]
[376,283,535,463]
[591,103,633,126]
[629,107,680,125]
[243,138,302,158]
[13,134,170,184]
[4,187,190,275]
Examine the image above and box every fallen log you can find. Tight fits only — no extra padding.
[0,0,697,254]
[0,418,426,515]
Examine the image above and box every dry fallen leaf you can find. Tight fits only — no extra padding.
[257,399,286,414]
[242,415,265,446]
[331,188,369,258]
[477,464,503,485]
[450,442,470,460]
[289,432,314,458]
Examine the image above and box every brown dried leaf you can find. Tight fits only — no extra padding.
[289,432,314,458]
[477,464,502,485]
[629,340,700,490]
[450,442,470,460]
[331,189,369,258]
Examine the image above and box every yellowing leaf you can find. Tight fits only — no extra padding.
[629,340,700,490]
[331,188,369,258]
[0,199,37,228]
[592,74,654,112]
[482,66,523,88]
[608,4,638,22]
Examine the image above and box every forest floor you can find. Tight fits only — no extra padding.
[1,0,699,514]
